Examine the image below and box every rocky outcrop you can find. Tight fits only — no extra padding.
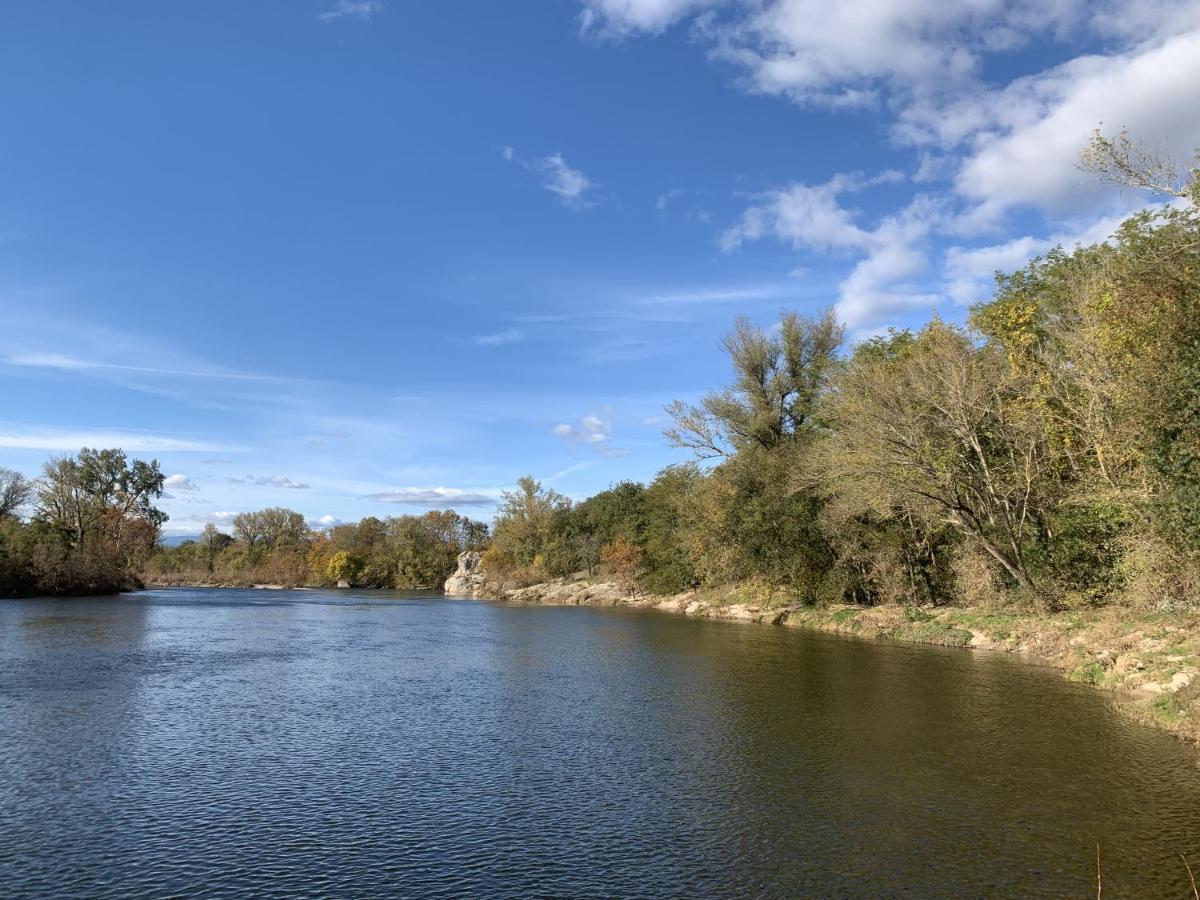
[443,551,488,597]
[441,556,786,621]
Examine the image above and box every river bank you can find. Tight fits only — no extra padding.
[445,554,1200,746]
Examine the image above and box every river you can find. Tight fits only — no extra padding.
[1,587,1198,897]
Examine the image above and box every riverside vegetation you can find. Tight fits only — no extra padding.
[452,132,1200,741]
[4,131,1200,736]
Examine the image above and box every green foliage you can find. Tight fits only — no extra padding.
[1,448,167,597]
[1069,661,1107,685]
[488,476,572,572]
[326,551,363,585]
[146,507,487,590]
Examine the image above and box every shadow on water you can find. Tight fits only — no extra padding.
[1,587,1199,897]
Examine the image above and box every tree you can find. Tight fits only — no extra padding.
[233,508,306,553]
[821,322,1051,593]
[601,536,644,591]
[326,550,363,586]
[36,448,166,555]
[0,468,31,519]
[1080,127,1200,204]
[666,310,843,457]
[197,523,233,573]
[490,476,572,569]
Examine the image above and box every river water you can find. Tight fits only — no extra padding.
[1,588,1199,897]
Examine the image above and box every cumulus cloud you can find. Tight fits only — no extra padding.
[553,412,630,457]
[363,488,497,507]
[721,174,876,254]
[164,474,199,493]
[309,514,342,530]
[228,474,311,490]
[950,30,1200,224]
[576,0,1200,328]
[943,205,1149,304]
[499,146,599,209]
[318,1,382,22]
[723,173,942,328]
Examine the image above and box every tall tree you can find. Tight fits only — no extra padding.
[0,468,31,519]
[36,448,166,553]
[665,310,843,458]
[821,322,1051,592]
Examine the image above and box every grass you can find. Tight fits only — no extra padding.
[830,608,862,627]
[893,620,974,647]
[1069,660,1108,685]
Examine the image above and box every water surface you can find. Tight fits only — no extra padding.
[1,588,1198,897]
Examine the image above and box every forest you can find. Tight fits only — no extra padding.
[143,508,488,590]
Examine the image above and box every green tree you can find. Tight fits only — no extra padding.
[820,322,1051,593]
[665,310,843,457]
[490,476,572,570]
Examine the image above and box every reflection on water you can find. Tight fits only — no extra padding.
[1,587,1198,897]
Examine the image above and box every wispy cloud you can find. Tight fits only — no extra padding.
[363,487,498,507]
[227,474,311,490]
[636,284,791,305]
[547,461,595,481]
[0,427,234,453]
[474,328,524,346]
[498,145,599,209]
[318,0,382,22]
[0,351,284,383]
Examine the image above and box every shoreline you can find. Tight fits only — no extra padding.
[447,566,1200,747]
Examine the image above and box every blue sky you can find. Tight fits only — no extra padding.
[2,0,1198,534]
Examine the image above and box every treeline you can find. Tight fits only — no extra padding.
[481,134,1200,611]
[145,509,488,589]
[0,449,166,597]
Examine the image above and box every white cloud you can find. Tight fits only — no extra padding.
[309,514,342,530]
[228,474,311,489]
[318,1,382,22]
[579,0,719,34]
[637,284,789,305]
[0,427,231,453]
[499,146,599,209]
[363,487,497,507]
[162,510,239,536]
[553,411,630,456]
[578,0,1200,235]
[164,474,200,493]
[0,350,279,383]
[951,29,1200,223]
[942,206,1148,304]
[539,154,596,208]
[834,196,944,328]
[723,173,943,328]
[721,170,903,253]
[944,235,1050,304]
